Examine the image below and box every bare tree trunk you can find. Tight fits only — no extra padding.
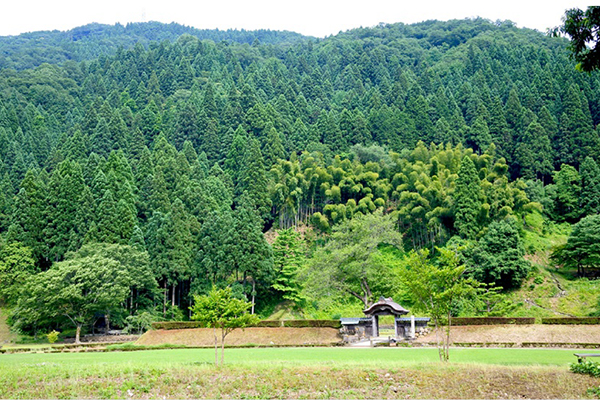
[163,281,167,316]
[434,316,443,362]
[221,332,226,366]
[104,311,110,333]
[445,311,452,361]
[172,283,176,307]
[213,327,218,366]
[75,324,82,344]
[251,279,256,314]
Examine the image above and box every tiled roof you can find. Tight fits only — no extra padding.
[363,296,409,316]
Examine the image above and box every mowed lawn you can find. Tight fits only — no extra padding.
[1,347,600,399]
[0,346,595,367]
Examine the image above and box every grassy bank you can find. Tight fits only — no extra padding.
[1,348,599,399]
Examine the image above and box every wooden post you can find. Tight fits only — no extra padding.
[394,318,398,339]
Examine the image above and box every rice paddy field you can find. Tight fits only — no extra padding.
[2,347,600,399]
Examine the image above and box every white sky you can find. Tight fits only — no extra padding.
[0,1,595,38]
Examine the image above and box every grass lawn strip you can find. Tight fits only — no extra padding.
[0,361,597,399]
[3,347,600,367]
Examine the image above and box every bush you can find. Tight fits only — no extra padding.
[451,317,535,326]
[255,321,283,327]
[124,310,160,334]
[571,360,600,377]
[151,321,205,330]
[282,320,341,328]
[46,330,60,344]
[151,319,342,330]
[106,343,187,351]
[542,317,600,324]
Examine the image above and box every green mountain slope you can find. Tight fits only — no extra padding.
[0,21,310,70]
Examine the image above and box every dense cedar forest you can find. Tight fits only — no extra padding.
[1,18,600,336]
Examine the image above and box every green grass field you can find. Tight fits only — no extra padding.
[0,347,595,367]
[2,347,600,399]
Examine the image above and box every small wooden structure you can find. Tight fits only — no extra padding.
[363,296,409,337]
[340,297,430,342]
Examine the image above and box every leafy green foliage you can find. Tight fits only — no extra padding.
[304,210,402,308]
[271,229,305,304]
[0,242,36,305]
[13,254,130,343]
[570,360,600,377]
[399,247,478,361]
[551,214,600,276]
[467,219,531,289]
[190,286,259,366]
[46,330,59,343]
[553,7,600,72]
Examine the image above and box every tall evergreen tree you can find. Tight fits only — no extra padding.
[454,155,482,239]
[579,156,600,216]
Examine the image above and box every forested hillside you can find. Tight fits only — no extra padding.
[0,22,309,71]
[1,18,599,337]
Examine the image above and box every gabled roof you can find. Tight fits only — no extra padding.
[363,296,409,316]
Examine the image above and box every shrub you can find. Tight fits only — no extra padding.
[451,317,535,326]
[151,319,342,330]
[46,330,60,343]
[542,317,600,325]
[571,360,600,377]
[255,321,283,328]
[151,321,205,330]
[282,320,341,328]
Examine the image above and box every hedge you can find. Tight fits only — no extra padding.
[151,320,342,330]
[541,317,600,325]
[151,321,205,330]
[451,317,535,326]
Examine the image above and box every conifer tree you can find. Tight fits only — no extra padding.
[238,139,272,223]
[579,156,600,216]
[45,161,86,261]
[454,155,482,239]
[96,189,120,243]
[514,121,553,181]
[232,194,274,310]
[263,126,284,167]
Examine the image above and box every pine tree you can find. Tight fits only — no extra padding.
[454,155,482,239]
[521,121,553,180]
[45,161,86,261]
[195,209,235,286]
[96,189,120,243]
[232,194,274,309]
[263,126,284,167]
[237,139,272,223]
[271,228,305,303]
[579,156,600,216]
